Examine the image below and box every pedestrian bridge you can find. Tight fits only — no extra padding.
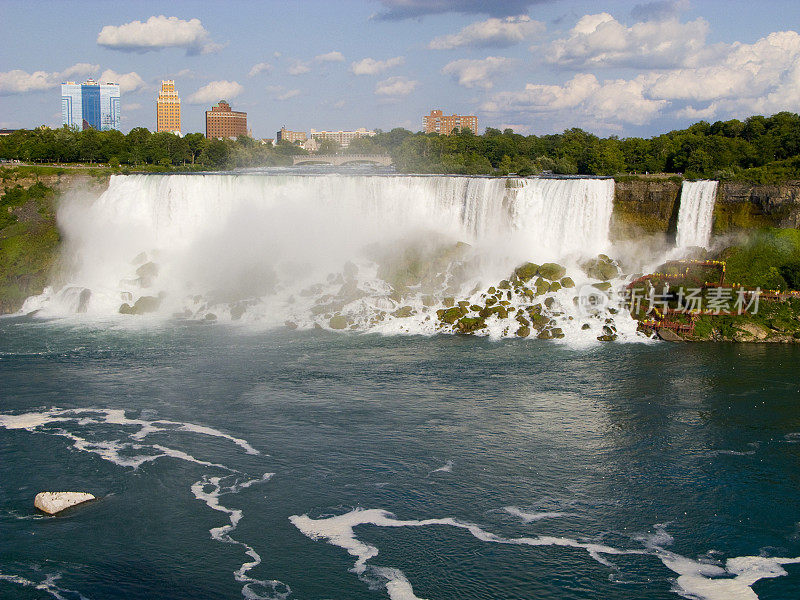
[292,154,393,166]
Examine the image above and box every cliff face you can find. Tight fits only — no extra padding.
[715,182,800,231]
[611,178,800,239]
[611,179,681,240]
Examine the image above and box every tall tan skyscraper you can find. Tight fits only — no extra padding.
[156,80,181,135]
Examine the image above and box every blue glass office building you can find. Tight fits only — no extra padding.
[61,79,121,131]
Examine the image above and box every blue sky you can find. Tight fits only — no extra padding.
[2,0,800,138]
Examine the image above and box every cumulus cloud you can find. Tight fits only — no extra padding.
[0,63,97,95]
[645,30,800,117]
[288,60,311,75]
[442,56,513,89]
[375,76,418,97]
[482,73,666,127]
[485,27,800,129]
[373,0,547,20]
[315,51,345,62]
[96,15,224,55]
[546,13,711,69]
[350,56,405,75]
[99,69,147,92]
[429,15,544,49]
[187,80,243,104]
[248,62,273,77]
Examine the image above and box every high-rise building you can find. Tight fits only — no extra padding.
[156,80,181,135]
[423,110,478,135]
[205,100,248,139]
[276,127,307,144]
[309,128,375,148]
[61,79,120,131]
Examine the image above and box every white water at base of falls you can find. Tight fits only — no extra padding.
[20,173,641,345]
[675,180,719,249]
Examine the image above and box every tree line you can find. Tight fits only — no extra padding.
[2,112,800,182]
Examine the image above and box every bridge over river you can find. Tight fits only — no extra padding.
[292,154,393,166]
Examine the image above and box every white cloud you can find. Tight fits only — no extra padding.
[277,89,301,100]
[350,56,405,75]
[482,73,666,127]
[546,13,711,69]
[248,62,273,77]
[96,15,224,55]
[288,60,311,75]
[375,76,418,97]
[315,51,345,62]
[429,15,544,49]
[0,63,97,95]
[187,80,243,104]
[172,68,196,79]
[125,103,143,111]
[442,56,512,89]
[99,69,147,93]
[646,30,800,118]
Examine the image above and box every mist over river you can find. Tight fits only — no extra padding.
[2,171,799,599]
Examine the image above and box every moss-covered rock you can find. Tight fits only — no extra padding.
[592,282,613,291]
[560,277,575,288]
[537,329,553,340]
[581,257,619,281]
[538,263,566,281]
[516,326,530,337]
[549,281,562,293]
[329,315,348,329]
[514,262,540,282]
[393,305,414,318]
[456,316,486,333]
[438,306,466,324]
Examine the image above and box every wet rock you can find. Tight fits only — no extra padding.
[230,303,247,321]
[34,492,95,515]
[592,282,612,291]
[135,262,159,287]
[422,295,436,307]
[456,317,486,333]
[284,321,298,330]
[657,328,684,342]
[342,261,358,281]
[443,297,455,308]
[470,304,482,312]
[514,262,540,282]
[438,306,466,324]
[581,256,619,281]
[549,281,562,293]
[118,295,161,315]
[551,327,565,339]
[329,315,348,329]
[538,263,566,281]
[77,288,91,313]
[544,297,556,309]
[560,277,575,288]
[498,280,511,290]
[205,313,217,321]
[597,334,618,342]
[393,306,414,318]
[537,329,553,340]
[734,322,769,341]
[516,326,530,337]
[581,323,591,330]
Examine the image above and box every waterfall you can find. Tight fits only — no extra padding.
[676,180,718,248]
[22,173,626,342]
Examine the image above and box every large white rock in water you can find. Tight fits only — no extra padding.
[34,492,95,514]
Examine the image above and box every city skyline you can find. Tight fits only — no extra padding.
[3,1,800,138]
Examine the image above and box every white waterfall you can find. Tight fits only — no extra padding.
[676,180,718,248]
[22,173,626,342]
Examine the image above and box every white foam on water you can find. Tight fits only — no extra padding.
[0,571,90,600]
[504,506,579,522]
[291,509,800,600]
[676,180,719,249]
[289,507,641,599]
[0,407,258,469]
[430,460,454,474]
[191,473,290,600]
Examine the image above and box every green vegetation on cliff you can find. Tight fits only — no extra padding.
[0,180,60,313]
